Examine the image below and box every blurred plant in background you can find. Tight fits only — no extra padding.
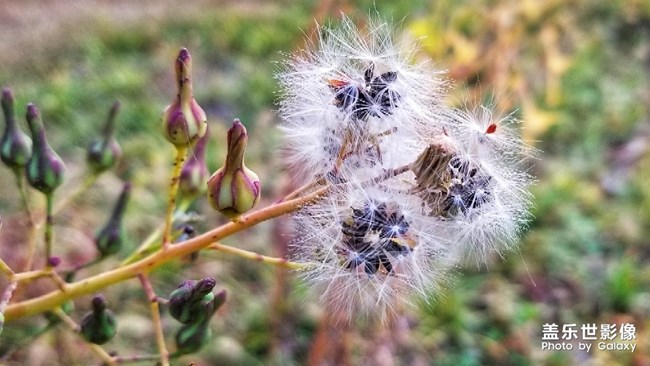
[0,0,648,365]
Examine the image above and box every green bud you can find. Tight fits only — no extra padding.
[161,48,207,148]
[25,103,65,194]
[207,119,260,219]
[87,101,122,173]
[169,277,218,324]
[179,126,209,200]
[1,88,32,170]
[95,183,131,257]
[80,294,117,345]
[174,318,212,356]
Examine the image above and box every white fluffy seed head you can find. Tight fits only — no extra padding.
[290,183,453,323]
[277,16,448,182]
[278,17,535,321]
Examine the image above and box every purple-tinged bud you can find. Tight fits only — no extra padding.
[179,125,209,200]
[87,101,122,173]
[95,183,131,257]
[172,289,226,357]
[161,48,207,148]
[207,119,260,219]
[47,256,61,267]
[169,277,218,324]
[1,88,32,170]
[25,103,65,194]
[80,294,117,345]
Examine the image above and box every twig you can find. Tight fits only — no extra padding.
[138,274,169,366]
[0,258,14,277]
[113,354,163,364]
[162,147,188,249]
[51,307,116,365]
[44,193,54,267]
[52,173,99,215]
[206,243,311,270]
[14,171,38,272]
[278,177,326,202]
[4,184,331,322]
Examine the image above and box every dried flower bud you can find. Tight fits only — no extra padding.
[80,294,117,345]
[179,126,209,200]
[410,134,456,193]
[95,183,131,257]
[207,119,260,219]
[169,277,217,324]
[1,88,32,170]
[87,101,122,173]
[25,104,65,194]
[161,48,207,148]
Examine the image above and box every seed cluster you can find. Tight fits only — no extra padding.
[340,202,412,275]
[329,64,401,121]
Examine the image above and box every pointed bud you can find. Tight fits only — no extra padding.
[207,119,260,219]
[25,104,65,194]
[169,277,218,324]
[161,48,207,148]
[179,126,209,200]
[87,101,122,173]
[1,88,32,170]
[95,183,131,257]
[174,319,212,356]
[80,294,117,345]
[173,289,225,356]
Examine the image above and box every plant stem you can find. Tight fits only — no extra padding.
[122,200,193,266]
[14,170,38,272]
[206,243,310,269]
[279,177,326,202]
[44,193,54,267]
[162,146,188,249]
[0,258,14,277]
[113,354,164,364]
[52,173,98,215]
[4,186,330,322]
[51,307,116,365]
[138,274,169,366]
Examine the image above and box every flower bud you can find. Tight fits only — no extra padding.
[169,277,217,324]
[80,294,117,345]
[179,126,209,200]
[207,119,260,219]
[174,319,212,356]
[95,183,131,257]
[25,103,65,194]
[87,101,122,173]
[161,48,207,148]
[1,88,32,170]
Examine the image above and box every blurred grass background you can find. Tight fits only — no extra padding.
[0,0,649,365]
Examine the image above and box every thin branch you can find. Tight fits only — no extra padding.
[138,274,169,366]
[206,242,310,270]
[162,146,188,249]
[114,354,163,364]
[278,177,326,202]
